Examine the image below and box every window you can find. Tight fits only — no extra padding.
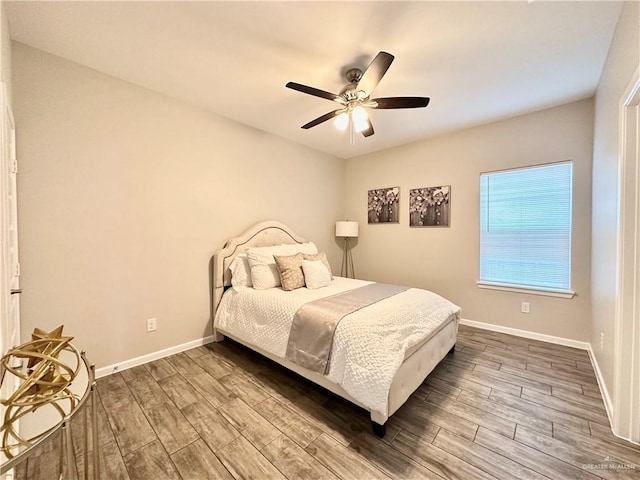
[479,161,573,295]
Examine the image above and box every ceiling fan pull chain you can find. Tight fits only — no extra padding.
[349,115,356,145]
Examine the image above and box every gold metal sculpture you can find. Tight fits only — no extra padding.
[0,325,80,458]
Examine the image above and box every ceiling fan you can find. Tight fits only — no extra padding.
[286,51,430,141]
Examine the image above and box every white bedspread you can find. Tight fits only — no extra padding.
[214,277,461,417]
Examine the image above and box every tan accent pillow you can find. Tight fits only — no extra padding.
[274,253,306,291]
[303,252,333,279]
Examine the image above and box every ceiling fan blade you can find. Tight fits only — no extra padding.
[361,118,374,137]
[286,82,342,102]
[371,97,430,109]
[356,51,395,97]
[301,109,343,129]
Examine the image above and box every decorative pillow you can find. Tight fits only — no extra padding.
[246,251,282,289]
[274,253,305,291]
[303,252,333,279]
[246,242,318,290]
[229,254,252,288]
[302,259,332,289]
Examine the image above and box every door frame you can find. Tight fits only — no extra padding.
[614,66,640,444]
[0,81,19,357]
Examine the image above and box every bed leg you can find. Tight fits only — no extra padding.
[212,330,224,342]
[371,421,386,438]
[448,344,456,355]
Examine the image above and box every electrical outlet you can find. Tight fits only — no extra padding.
[146,318,157,332]
[600,332,604,350]
[521,302,530,314]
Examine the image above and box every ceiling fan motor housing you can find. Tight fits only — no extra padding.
[345,68,363,84]
[340,68,366,100]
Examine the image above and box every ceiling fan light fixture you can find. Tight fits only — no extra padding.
[352,106,368,133]
[333,112,349,131]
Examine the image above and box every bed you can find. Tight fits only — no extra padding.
[211,220,460,436]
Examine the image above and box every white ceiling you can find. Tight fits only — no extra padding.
[5,1,622,159]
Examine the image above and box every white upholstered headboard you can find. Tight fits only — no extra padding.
[211,221,307,320]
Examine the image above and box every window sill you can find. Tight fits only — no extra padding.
[476,281,576,299]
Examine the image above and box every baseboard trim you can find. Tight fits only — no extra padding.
[459,318,591,350]
[586,344,615,425]
[95,335,215,379]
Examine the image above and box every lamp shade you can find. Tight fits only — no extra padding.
[335,221,359,238]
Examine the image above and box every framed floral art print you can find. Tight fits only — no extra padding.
[368,187,400,224]
[409,185,451,227]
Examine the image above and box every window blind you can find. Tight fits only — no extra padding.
[479,161,573,291]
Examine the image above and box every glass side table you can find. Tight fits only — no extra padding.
[0,342,99,480]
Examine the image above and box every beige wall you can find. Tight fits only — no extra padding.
[591,1,639,392]
[345,99,593,341]
[13,43,344,369]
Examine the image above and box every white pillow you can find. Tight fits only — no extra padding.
[280,242,318,256]
[247,242,318,290]
[229,254,252,288]
[302,259,332,289]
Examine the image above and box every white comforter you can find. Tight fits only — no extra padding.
[214,277,460,417]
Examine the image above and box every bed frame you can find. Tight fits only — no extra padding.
[211,220,457,436]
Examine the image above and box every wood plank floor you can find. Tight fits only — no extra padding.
[14,325,640,479]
